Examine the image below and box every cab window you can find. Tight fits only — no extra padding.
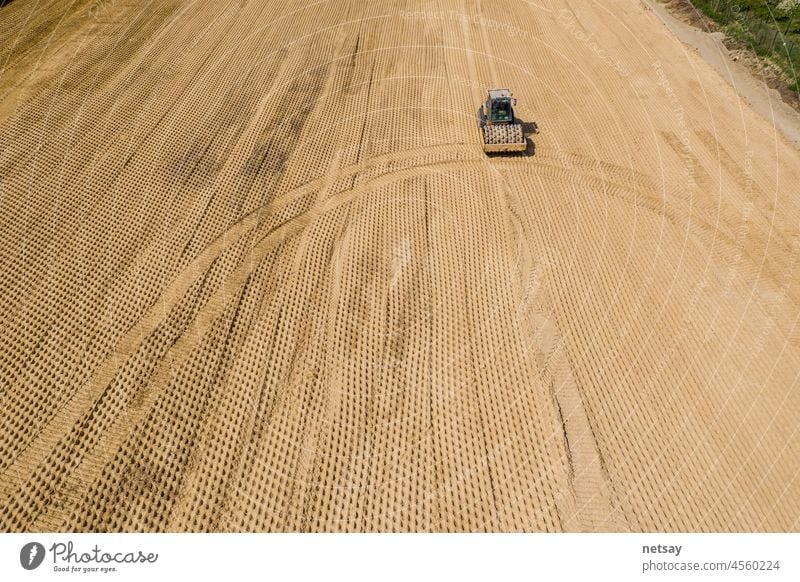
[490,99,512,122]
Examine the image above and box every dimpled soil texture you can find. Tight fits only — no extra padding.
[1,0,799,533]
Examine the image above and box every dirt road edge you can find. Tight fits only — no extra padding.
[641,0,800,149]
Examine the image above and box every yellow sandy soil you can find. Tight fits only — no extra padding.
[1,0,798,532]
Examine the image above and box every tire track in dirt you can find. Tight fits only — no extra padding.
[0,150,698,463]
[494,163,627,532]
[472,0,499,87]
[4,0,350,492]
[694,127,800,324]
[0,146,474,517]
[0,148,696,530]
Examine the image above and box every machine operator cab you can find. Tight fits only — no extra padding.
[485,89,516,124]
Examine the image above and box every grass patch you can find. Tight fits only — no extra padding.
[684,1,800,100]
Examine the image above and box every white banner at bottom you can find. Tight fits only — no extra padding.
[1,533,797,581]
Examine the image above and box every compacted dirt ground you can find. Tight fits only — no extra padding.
[1,0,799,532]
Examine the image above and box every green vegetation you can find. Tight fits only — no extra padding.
[688,0,799,94]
